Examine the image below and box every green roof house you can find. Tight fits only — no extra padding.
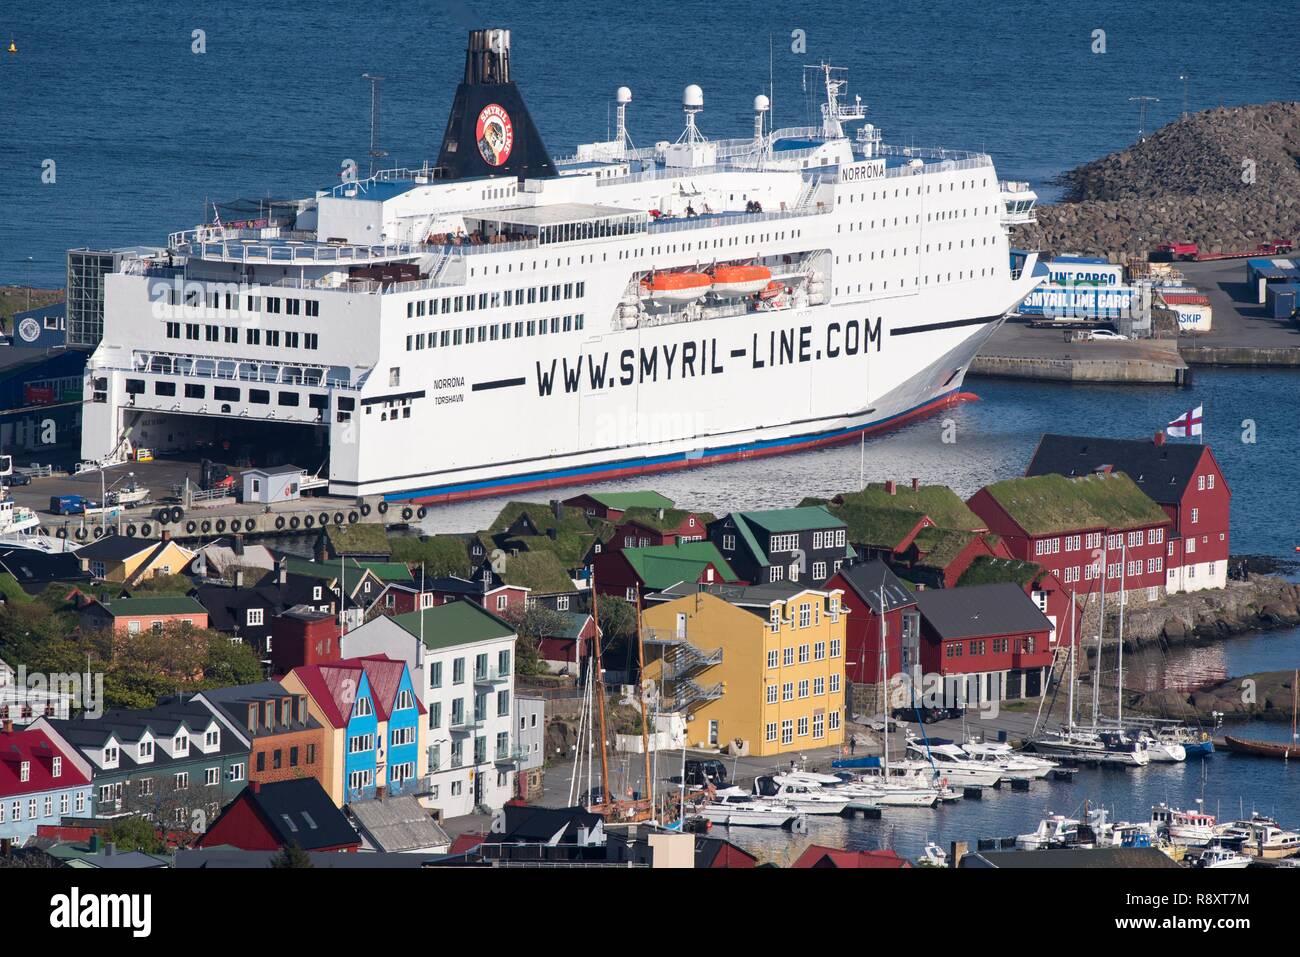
[706,507,853,586]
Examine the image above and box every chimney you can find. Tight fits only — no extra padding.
[551,499,562,519]
[160,529,171,542]
[233,534,244,557]
[1154,431,1166,446]
[277,558,287,586]
[250,780,261,794]
[885,480,897,495]
[103,842,116,857]
[234,568,245,589]
[911,477,919,492]
[2,719,12,734]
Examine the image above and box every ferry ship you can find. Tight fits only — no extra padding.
[80,29,1042,503]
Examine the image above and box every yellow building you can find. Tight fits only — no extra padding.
[76,532,196,585]
[643,582,848,756]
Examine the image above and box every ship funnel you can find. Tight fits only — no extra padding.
[435,29,557,180]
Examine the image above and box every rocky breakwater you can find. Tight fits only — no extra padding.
[1012,101,1300,261]
[1135,670,1299,723]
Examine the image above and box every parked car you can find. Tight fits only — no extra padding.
[49,494,90,515]
[1088,328,1129,341]
[1,472,31,487]
[683,759,730,789]
[892,705,965,724]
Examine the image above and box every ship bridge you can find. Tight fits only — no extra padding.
[461,202,648,246]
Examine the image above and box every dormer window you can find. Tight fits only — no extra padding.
[19,761,29,782]
[138,739,154,761]
[205,728,220,749]
[103,745,119,768]
[173,732,190,756]
[355,696,373,718]
[313,586,323,601]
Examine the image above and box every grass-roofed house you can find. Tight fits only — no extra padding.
[593,541,741,602]
[707,506,853,586]
[607,506,716,550]
[562,490,675,522]
[968,472,1172,608]
[315,522,392,562]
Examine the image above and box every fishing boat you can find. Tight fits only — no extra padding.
[753,775,850,815]
[1016,814,1088,850]
[1151,802,1217,846]
[1196,844,1252,869]
[918,842,948,867]
[696,792,806,829]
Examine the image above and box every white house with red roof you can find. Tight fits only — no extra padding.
[0,723,93,846]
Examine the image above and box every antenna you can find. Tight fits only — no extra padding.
[1128,95,1159,142]
[361,73,388,177]
[678,85,706,145]
[1178,73,1189,118]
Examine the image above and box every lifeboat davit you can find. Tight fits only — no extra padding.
[709,263,772,297]
[641,271,712,303]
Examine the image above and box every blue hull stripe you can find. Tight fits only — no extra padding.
[385,387,959,502]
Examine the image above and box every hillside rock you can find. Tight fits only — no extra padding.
[1011,102,1300,259]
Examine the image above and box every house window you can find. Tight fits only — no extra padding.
[769,566,784,583]
[246,608,264,627]
[829,639,841,658]
[783,647,794,667]
[496,594,508,611]
[829,673,841,694]
[812,712,825,738]
[355,696,373,717]
[781,720,794,745]
[767,649,778,669]
[767,684,778,704]
[205,767,219,786]
[812,561,827,580]
[766,722,778,743]
[798,679,809,698]
[228,764,245,782]
[174,772,189,790]
[722,534,735,551]
[782,682,794,702]
[798,643,810,663]
[797,716,809,737]
[556,596,569,611]
[1191,507,1199,524]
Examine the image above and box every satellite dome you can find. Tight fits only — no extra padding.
[754,94,770,112]
[683,84,703,108]
[616,86,632,104]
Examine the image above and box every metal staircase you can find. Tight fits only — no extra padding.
[644,627,724,714]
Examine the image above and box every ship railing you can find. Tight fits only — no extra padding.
[646,205,829,236]
[878,143,990,163]
[177,238,430,264]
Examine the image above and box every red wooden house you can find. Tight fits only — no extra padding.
[592,542,740,601]
[562,490,675,522]
[196,778,360,852]
[967,472,1172,607]
[1025,432,1231,594]
[606,507,714,550]
[823,560,919,685]
[913,582,1055,702]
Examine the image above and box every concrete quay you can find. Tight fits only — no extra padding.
[1176,259,1300,367]
[969,323,1191,385]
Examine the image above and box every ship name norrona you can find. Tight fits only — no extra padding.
[432,377,465,390]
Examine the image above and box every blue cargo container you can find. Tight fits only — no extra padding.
[1018,283,1140,319]
[1266,282,1299,320]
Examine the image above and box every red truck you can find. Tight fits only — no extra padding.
[1257,239,1295,255]
[1156,241,1199,261]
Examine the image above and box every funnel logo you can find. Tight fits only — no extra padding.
[476,103,514,166]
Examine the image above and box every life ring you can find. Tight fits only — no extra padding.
[126,524,137,537]
[170,506,184,523]
[347,511,359,524]
[377,501,389,515]
[416,506,427,519]
[360,503,372,517]
[186,520,197,534]
[275,515,286,530]
[401,507,413,521]
[140,523,152,538]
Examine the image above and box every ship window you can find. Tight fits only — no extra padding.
[440,331,450,347]
[550,317,560,333]
[185,384,205,399]
[153,380,176,396]
[527,321,536,336]
[214,387,240,402]
[305,300,319,317]
[249,389,270,405]
[513,322,523,337]
[125,379,146,394]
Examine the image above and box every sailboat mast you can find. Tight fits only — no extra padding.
[879,584,889,775]
[634,588,652,809]
[1068,588,1077,730]
[589,570,612,808]
[1092,543,1107,727]
[1117,541,1127,725]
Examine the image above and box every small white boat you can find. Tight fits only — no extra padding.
[1151,802,1216,846]
[904,741,1003,787]
[1139,733,1187,763]
[962,740,1058,779]
[1217,814,1300,859]
[1016,814,1086,850]
[696,793,805,829]
[1197,845,1252,869]
[919,842,948,867]
[754,775,849,816]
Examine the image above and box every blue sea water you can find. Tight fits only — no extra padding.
[2,0,1299,285]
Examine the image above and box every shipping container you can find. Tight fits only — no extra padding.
[1045,256,1124,287]
[1017,283,1141,320]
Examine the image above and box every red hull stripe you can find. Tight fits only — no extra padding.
[389,389,977,505]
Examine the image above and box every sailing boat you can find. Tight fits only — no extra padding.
[1029,580,1150,767]
[1222,668,1300,758]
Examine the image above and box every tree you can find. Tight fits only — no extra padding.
[270,841,313,868]
[104,815,165,854]
[501,604,571,676]
[201,633,265,688]
[579,595,640,673]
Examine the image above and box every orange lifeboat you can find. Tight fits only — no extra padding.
[709,263,772,297]
[757,279,784,301]
[640,271,712,304]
